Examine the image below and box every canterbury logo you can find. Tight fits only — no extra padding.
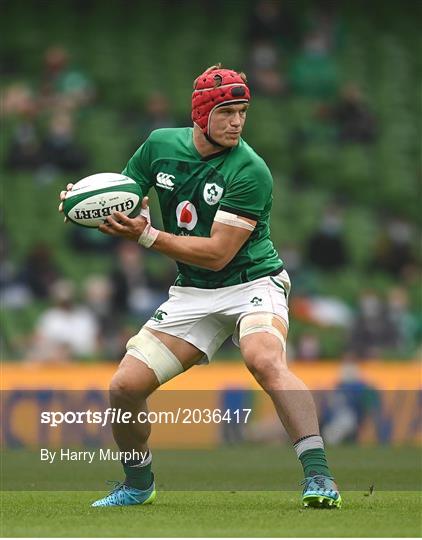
[156,172,175,190]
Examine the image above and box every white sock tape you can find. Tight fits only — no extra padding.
[294,435,324,458]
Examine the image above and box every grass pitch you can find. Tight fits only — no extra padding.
[2,490,421,537]
[1,446,421,537]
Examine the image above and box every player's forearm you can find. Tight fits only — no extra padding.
[152,231,224,271]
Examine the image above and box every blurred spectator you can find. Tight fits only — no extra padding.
[109,241,169,319]
[68,226,118,254]
[5,116,43,171]
[246,0,300,50]
[19,242,61,300]
[348,290,400,358]
[1,83,37,118]
[137,92,177,142]
[40,112,90,172]
[121,92,179,149]
[39,46,95,111]
[288,109,336,149]
[0,223,12,291]
[296,332,321,360]
[306,206,349,271]
[27,279,99,362]
[289,31,338,99]
[386,287,418,355]
[370,218,416,278]
[83,275,121,358]
[304,1,343,51]
[280,243,302,277]
[247,40,288,97]
[321,361,381,444]
[280,242,319,295]
[220,388,252,444]
[0,222,32,309]
[319,83,378,144]
[5,109,90,174]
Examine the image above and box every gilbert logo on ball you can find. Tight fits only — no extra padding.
[176,201,198,231]
[63,173,142,228]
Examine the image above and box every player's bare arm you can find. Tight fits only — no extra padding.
[59,186,255,271]
[98,206,256,271]
[150,218,255,271]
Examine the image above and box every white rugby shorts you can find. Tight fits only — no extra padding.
[143,269,291,363]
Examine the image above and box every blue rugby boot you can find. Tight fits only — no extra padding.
[91,478,156,507]
[301,475,342,508]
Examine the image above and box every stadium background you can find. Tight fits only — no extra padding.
[1,0,421,451]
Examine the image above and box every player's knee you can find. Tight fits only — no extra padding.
[109,374,132,406]
[109,372,151,406]
[245,351,288,390]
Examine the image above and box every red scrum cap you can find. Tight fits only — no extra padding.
[192,63,250,138]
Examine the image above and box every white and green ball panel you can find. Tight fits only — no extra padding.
[63,174,142,228]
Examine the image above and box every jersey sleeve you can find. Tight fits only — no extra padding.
[121,138,154,197]
[218,160,273,221]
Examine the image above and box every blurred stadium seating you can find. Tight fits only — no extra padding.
[1,0,421,361]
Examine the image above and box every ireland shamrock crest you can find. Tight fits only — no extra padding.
[203,183,223,205]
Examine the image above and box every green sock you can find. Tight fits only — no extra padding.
[122,454,153,490]
[299,448,332,478]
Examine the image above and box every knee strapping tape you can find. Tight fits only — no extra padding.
[126,328,183,384]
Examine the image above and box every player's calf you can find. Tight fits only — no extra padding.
[240,330,341,509]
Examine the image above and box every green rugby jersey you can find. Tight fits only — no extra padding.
[122,127,283,288]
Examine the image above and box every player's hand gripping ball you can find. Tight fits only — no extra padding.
[60,173,142,228]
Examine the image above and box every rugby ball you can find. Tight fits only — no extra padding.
[63,173,142,228]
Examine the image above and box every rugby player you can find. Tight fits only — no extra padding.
[59,64,341,508]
